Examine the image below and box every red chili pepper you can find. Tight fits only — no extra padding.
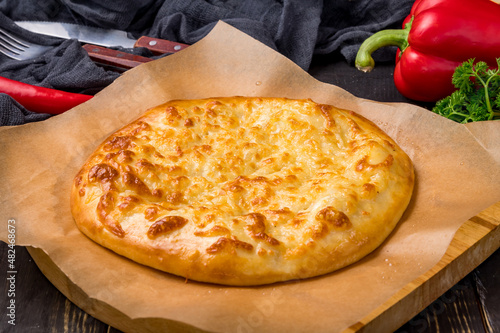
[0,76,93,114]
[355,0,500,102]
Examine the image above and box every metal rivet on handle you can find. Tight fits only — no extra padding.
[149,40,157,46]
[174,45,182,51]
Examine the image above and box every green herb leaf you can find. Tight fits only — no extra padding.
[432,57,500,123]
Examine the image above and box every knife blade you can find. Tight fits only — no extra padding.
[14,21,189,55]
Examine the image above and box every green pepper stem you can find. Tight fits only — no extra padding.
[355,17,413,72]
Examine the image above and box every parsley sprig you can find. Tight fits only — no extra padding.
[432,58,500,123]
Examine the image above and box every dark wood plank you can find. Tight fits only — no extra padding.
[395,274,486,333]
[472,250,500,333]
[0,244,111,333]
[394,249,500,333]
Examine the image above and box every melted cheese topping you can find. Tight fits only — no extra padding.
[71,97,414,285]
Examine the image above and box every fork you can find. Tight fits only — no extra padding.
[0,27,52,60]
[0,27,157,70]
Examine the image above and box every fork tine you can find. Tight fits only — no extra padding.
[0,28,29,48]
[0,28,27,52]
[0,37,22,55]
[0,27,51,60]
[0,28,25,59]
[0,43,22,60]
[0,50,21,60]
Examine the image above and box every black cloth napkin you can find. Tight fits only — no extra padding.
[0,0,413,126]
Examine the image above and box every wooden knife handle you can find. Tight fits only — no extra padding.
[134,36,189,55]
[82,44,153,70]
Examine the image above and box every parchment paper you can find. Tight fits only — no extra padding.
[1,22,500,332]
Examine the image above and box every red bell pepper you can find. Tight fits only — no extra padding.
[355,0,500,102]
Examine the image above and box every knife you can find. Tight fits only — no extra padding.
[14,21,189,70]
[15,21,189,54]
[81,44,154,71]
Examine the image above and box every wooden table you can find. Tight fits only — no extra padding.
[1,51,499,333]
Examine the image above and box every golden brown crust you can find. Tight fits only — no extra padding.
[70,97,414,286]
